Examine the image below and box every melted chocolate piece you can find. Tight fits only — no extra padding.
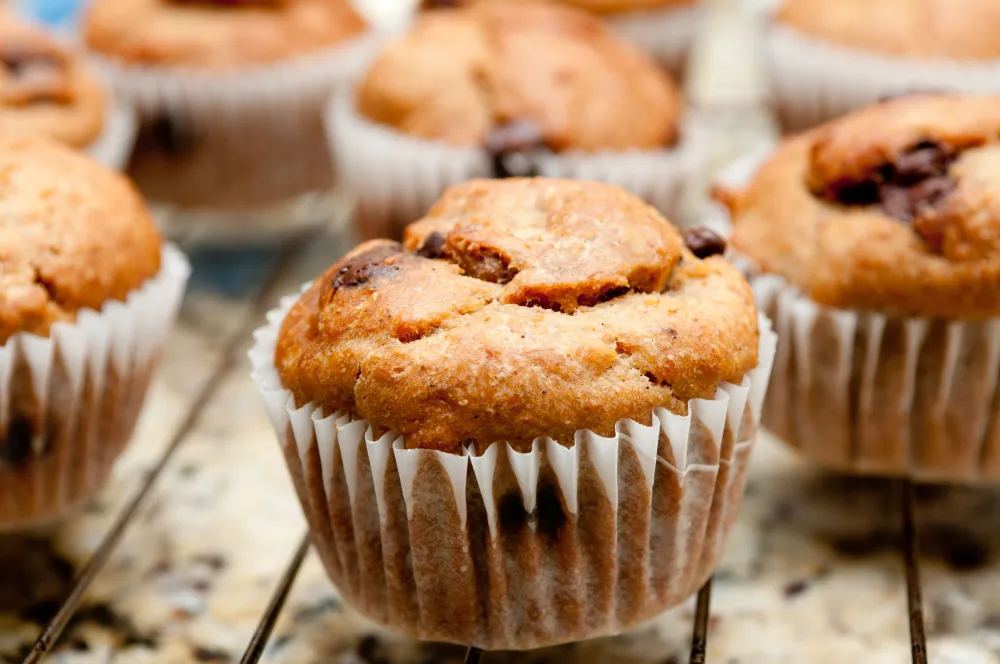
[0,42,69,105]
[415,231,447,259]
[682,227,727,259]
[420,0,460,8]
[484,120,545,179]
[455,245,518,284]
[1,416,34,467]
[331,243,403,291]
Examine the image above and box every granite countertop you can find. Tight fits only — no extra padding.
[4,1,1000,663]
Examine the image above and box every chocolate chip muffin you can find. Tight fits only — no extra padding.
[767,0,1000,132]
[0,135,189,529]
[423,0,701,73]
[251,177,776,648]
[83,0,376,234]
[721,93,1000,481]
[327,0,691,241]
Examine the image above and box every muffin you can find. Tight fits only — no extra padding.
[83,0,378,235]
[250,177,776,649]
[0,12,136,169]
[719,93,1000,482]
[422,0,701,75]
[329,0,692,242]
[0,135,189,529]
[767,0,1000,132]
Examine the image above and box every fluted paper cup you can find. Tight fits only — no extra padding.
[0,245,190,529]
[608,2,701,76]
[85,97,138,172]
[249,292,776,649]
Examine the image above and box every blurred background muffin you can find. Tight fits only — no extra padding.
[0,10,136,168]
[0,135,189,529]
[329,0,691,241]
[82,0,379,243]
[766,0,1000,132]
[422,0,701,76]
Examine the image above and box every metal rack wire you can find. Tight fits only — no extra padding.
[15,231,932,664]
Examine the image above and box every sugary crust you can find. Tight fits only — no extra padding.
[276,178,759,453]
[776,0,1000,61]
[441,0,695,16]
[357,0,681,151]
[0,136,163,343]
[83,0,366,69]
[0,15,106,147]
[727,95,1000,318]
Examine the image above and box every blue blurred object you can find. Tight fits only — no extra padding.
[9,0,87,28]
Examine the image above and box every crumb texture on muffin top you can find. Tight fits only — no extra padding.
[276,178,759,453]
[728,94,1000,318]
[357,0,681,151]
[83,0,367,69]
[0,14,106,147]
[0,137,163,344]
[424,0,696,17]
[776,0,1000,60]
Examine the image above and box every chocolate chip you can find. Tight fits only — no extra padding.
[484,120,545,179]
[415,231,447,259]
[0,43,69,104]
[891,142,953,185]
[682,227,726,259]
[331,243,403,291]
[421,0,460,7]
[456,245,517,284]
[1,416,34,467]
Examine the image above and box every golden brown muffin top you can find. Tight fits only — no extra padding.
[83,0,367,69]
[423,0,695,17]
[357,0,681,152]
[276,178,759,454]
[725,94,1000,319]
[0,136,163,344]
[0,14,106,148]
[776,0,1000,61]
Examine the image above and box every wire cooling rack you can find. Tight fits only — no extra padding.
[15,235,930,664]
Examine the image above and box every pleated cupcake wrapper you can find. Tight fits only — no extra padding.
[85,98,138,172]
[715,146,1000,482]
[249,293,776,649]
[766,23,1000,132]
[607,3,701,76]
[324,90,696,241]
[0,245,190,530]
[89,32,384,226]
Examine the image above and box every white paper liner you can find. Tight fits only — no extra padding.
[607,3,701,76]
[325,89,696,241]
[88,32,385,240]
[0,245,190,529]
[766,23,1000,132]
[249,292,777,649]
[85,97,138,172]
[714,147,1000,482]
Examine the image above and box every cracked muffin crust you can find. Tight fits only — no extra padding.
[83,0,367,69]
[425,0,695,17]
[275,178,759,453]
[726,94,1000,319]
[356,0,681,152]
[776,0,1000,61]
[0,14,106,148]
[0,136,163,343]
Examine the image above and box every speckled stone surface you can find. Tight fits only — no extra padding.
[4,1,1000,662]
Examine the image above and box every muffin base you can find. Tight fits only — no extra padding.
[0,246,190,529]
[766,24,1000,133]
[325,90,695,241]
[250,294,776,650]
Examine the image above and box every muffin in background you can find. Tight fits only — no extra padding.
[83,0,378,227]
[0,12,136,169]
[767,0,1000,132]
[329,0,692,241]
[0,135,189,529]
[250,177,776,649]
[422,0,701,75]
[719,93,1000,482]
